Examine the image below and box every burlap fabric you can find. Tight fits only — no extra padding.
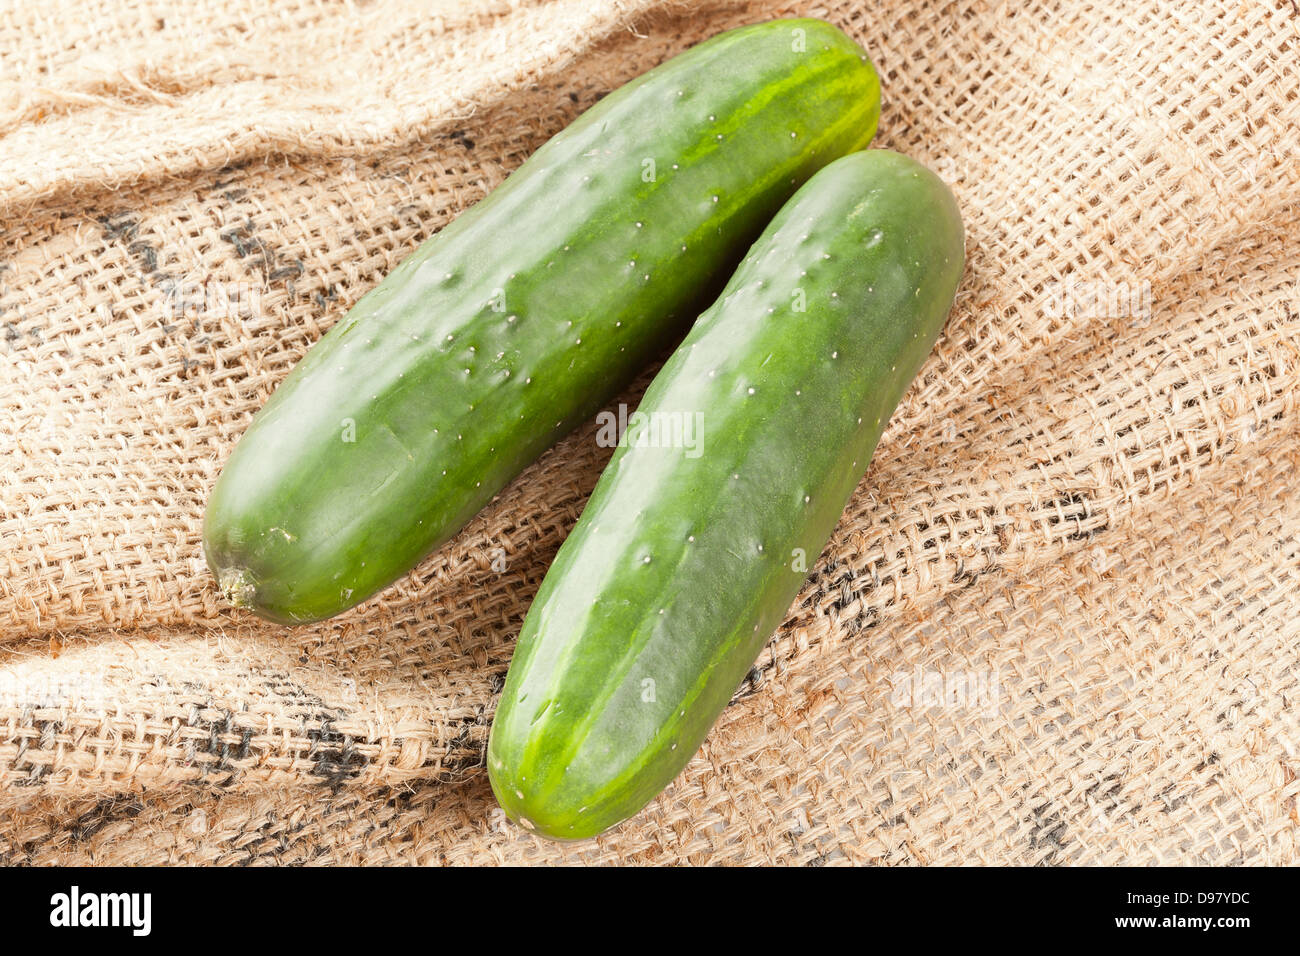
[1,0,1297,865]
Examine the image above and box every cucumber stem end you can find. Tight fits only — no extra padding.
[218,568,256,609]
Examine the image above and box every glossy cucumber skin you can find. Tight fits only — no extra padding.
[488,150,965,839]
[202,18,880,625]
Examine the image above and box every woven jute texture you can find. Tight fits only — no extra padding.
[2,0,1298,865]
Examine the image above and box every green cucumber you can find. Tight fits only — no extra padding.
[488,150,965,839]
[203,18,880,625]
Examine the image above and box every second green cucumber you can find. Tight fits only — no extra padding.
[489,149,965,839]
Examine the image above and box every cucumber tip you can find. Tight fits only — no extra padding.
[217,568,256,609]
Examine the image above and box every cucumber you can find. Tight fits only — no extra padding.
[488,150,965,839]
[202,19,880,625]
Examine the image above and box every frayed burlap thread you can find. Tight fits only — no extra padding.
[1,0,1298,864]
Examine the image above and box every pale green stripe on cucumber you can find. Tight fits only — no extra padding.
[203,18,880,624]
[488,149,965,839]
